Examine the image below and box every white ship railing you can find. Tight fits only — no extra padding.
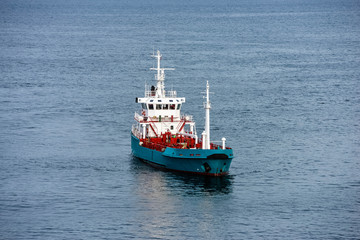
[135,111,192,123]
[181,114,193,122]
[132,124,141,139]
[145,90,177,98]
[134,112,141,121]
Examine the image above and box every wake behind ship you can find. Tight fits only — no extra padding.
[131,51,234,176]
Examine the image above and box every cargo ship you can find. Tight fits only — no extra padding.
[131,50,233,176]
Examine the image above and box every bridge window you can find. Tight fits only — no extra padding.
[163,104,168,110]
[148,104,154,110]
[170,104,175,110]
[177,104,181,110]
[156,104,162,110]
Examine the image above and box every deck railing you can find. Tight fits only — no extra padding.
[145,90,177,98]
[132,124,141,139]
[135,113,192,123]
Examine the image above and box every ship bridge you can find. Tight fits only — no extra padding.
[136,96,185,119]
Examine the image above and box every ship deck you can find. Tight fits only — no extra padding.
[138,131,231,152]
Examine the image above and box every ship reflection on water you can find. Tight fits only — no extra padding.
[131,156,233,195]
[129,156,234,239]
[170,172,234,195]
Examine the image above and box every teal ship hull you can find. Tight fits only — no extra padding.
[131,133,233,176]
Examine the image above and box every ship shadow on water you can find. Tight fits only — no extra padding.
[131,156,233,195]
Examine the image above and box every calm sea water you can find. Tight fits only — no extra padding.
[1,0,360,239]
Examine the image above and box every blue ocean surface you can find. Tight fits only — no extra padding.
[1,0,360,239]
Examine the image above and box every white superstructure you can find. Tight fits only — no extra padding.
[134,50,197,139]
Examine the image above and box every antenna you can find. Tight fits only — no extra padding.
[149,50,175,98]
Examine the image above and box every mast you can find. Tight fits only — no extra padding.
[150,50,174,98]
[204,81,211,149]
